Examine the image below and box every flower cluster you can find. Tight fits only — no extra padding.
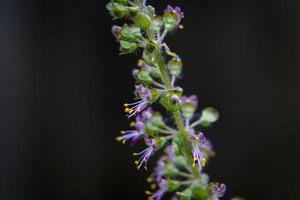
[107,0,229,199]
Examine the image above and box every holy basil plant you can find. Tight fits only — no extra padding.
[106,1,232,200]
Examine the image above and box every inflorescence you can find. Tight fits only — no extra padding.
[107,1,227,199]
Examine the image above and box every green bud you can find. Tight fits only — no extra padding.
[163,11,179,30]
[106,2,128,19]
[191,186,209,200]
[150,67,161,79]
[152,16,163,33]
[174,155,187,168]
[164,162,179,177]
[200,107,219,127]
[160,92,182,112]
[142,49,154,66]
[133,68,153,85]
[145,5,155,18]
[145,112,165,135]
[177,188,192,200]
[134,12,151,29]
[166,179,180,192]
[127,6,139,18]
[119,40,137,54]
[168,58,183,77]
[120,24,142,42]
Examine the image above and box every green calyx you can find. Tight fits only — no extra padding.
[120,40,137,54]
[134,12,151,29]
[106,1,138,19]
[177,186,209,200]
[163,11,179,30]
[106,2,128,19]
[120,24,142,42]
[168,58,183,77]
[152,16,163,33]
[164,162,179,177]
[160,92,182,112]
[200,107,219,127]
[182,103,197,120]
[133,68,153,85]
[166,179,181,192]
[145,112,165,135]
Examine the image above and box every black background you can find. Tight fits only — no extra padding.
[0,0,300,199]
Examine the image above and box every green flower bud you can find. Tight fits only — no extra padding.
[163,11,179,30]
[134,12,151,29]
[145,5,155,18]
[127,6,139,18]
[164,162,179,177]
[133,68,153,85]
[174,155,187,168]
[142,48,159,67]
[191,186,209,200]
[166,179,180,192]
[119,40,137,54]
[200,107,219,127]
[150,67,161,79]
[120,24,142,42]
[152,16,163,33]
[168,58,183,77]
[106,2,128,19]
[177,188,192,200]
[145,112,165,135]
[160,92,182,112]
[142,49,154,66]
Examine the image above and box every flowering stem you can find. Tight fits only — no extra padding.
[154,48,199,178]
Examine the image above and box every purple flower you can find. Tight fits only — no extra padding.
[136,107,153,123]
[124,85,152,118]
[151,179,168,200]
[188,131,207,169]
[164,5,184,29]
[210,183,226,200]
[116,109,153,145]
[152,158,165,183]
[134,138,157,170]
[181,95,198,106]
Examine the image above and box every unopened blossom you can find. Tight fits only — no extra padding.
[181,95,199,120]
[210,183,226,200]
[164,5,184,29]
[134,137,157,170]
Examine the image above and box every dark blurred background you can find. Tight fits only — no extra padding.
[0,0,300,199]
